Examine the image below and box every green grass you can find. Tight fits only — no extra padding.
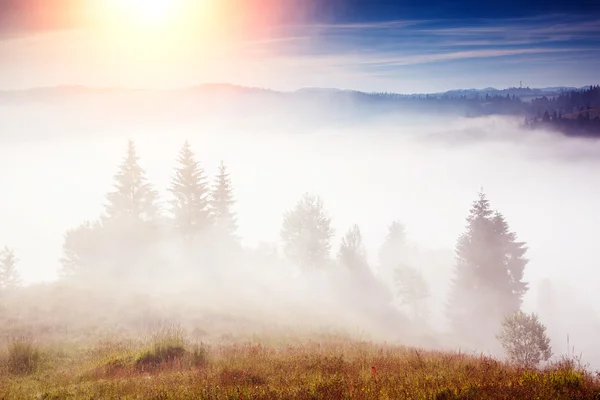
[6,337,41,375]
[136,324,187,370]
[1,335,599,399]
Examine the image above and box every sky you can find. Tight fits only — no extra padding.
[0,0,599,92]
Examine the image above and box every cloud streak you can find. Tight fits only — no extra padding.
[352,48,579,67]
[239,13,600,90]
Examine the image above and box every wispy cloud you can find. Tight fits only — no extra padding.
[418,18,600,43]
[354,48,580,67]
[256,14,600,65]
[304,19,436,30]
[231,13,600,91]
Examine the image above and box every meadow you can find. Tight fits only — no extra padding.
[1,285,599,400]
[2,331,600,400]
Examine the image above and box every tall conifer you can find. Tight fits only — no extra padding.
[169,141,211,237]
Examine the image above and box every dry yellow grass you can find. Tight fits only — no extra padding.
[1,335,599,400]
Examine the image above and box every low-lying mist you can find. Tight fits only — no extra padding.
[1,93,600,369]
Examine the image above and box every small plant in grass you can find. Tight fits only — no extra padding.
[136,324,187,369]
[7,337,40,375]
[497,310,552,368]
[191,343,209,367]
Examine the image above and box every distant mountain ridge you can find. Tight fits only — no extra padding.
[0,83,594,100]
[1,82,598,138]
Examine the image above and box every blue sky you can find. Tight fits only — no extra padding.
[0,0,598,92]
[274,11,600,91]
[314,0,599,21]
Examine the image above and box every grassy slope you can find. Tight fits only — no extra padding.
[1,336,599,400]
[1,285,599,399]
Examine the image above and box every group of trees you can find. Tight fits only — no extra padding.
[373,85,600,134]
[524,107,600,137]
[523,86,600,137]
[60,140,237,282]
[529,85,600,116]
[2,139,553,365]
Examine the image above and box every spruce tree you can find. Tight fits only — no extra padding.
[99,140,162,281]
[169,141,211,237]
[492,211,529,311]
[281,193,334,270]
[104,140,160,225]
[378,221,409,287]
[446,192,529,342]
[209,161,237,237]
[0,247,21,289]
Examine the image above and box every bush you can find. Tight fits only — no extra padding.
[136,325,187,369]
[497,311,552,368]
[7,337,41,375]
[190,344,209,367]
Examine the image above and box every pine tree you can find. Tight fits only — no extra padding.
[446,192,529,342]
[281,193,334,270]
[209,161,237,238]
[169,141,211,237]
[104,140,160,225]
[338,225,368,272]
[492,211,529,311]
[378,221,409,286]
[0,247,21,290]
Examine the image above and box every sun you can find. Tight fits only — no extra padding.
[122,0,175,25]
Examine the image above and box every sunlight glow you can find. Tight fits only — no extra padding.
[122,0,175,25]
[82,0,221,64]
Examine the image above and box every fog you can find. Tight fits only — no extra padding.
[1,91,600,369]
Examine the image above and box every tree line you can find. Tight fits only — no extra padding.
[0,139,547,357]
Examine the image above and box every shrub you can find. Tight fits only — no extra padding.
[7,337,41,375]
[136,324,187,369]
[497,310,552,368]
[190,343,209,367]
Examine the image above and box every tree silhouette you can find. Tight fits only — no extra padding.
[394,264,429,321]
[97,140,162,281]
[446,192,529,343]
[169,141,211,237]
[104,140,160,225]
[0,247,21,290]
[281,193,334,270]
[60,220,106,279]
[497,311,552,368]
[209,161,237,238]
[338,225,368,272]
[378,221,409,286]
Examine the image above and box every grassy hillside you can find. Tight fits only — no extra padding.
[1,330,599,400]
[1,285,599,399]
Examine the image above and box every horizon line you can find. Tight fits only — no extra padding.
[0,82,596,97]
